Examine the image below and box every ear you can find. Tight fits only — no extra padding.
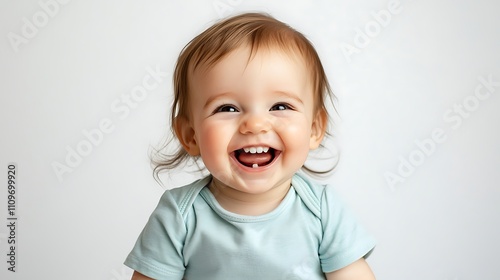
[173,116,200,156]
[309,109,327,150]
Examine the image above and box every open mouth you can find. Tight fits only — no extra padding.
[233,146,279,168]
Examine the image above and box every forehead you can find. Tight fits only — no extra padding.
[189,46,312,91]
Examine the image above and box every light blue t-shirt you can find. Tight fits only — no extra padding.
[124,173,375,280]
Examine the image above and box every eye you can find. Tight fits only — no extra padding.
[215,104,239,113]
[270,103,292,111]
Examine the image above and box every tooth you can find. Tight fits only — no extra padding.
[243,147,270,153]
[252,163,258,168]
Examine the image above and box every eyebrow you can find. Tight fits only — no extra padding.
[273,90,304,105]
[203,92,235,109]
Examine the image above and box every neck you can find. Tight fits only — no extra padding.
[208,178,291,216]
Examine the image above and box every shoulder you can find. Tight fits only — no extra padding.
[292,173,327,196]
[155,176,212,219]
[294,174,377,272]
[124,178,214,280]
[291,173,328,218]
[291,173,358,222]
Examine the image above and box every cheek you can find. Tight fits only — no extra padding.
[275,118,312,149]
[196,123,236,178]
[198,126,218,152]
[196,121,231,161]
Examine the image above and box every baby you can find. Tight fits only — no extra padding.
[125,12,376,280]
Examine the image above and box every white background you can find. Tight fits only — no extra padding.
[1,0,499,279]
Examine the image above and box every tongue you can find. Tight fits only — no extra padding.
[237,152,272,167]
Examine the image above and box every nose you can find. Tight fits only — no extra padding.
[239,113,271,134]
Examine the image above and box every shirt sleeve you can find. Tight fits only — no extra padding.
[318,186,376,273]
[124,190,187,280]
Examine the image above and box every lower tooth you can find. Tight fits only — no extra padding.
[252,163,258,168]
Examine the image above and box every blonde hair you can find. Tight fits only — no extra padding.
[153,12,334,178]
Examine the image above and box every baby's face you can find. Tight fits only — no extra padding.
[180,46,324,195]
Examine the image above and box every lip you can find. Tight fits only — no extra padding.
[230,146,282,172]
